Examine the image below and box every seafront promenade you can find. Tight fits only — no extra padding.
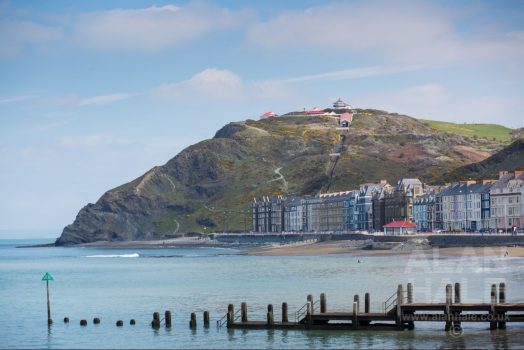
[212,232,524,247]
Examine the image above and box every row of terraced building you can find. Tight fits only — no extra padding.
[252,170,524,233]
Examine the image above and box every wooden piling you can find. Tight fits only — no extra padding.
[307,294,314,314]
[241,302,248,322]
[445,284,452,331]
[320,293,326,313]
[364,293,370,314]
[352,301,359,330]
[490,284,497,330]
[396,284,403,329]
[93,317,100,325]
[116,320,123,327]
[453,283,462,331]
[306,301,312,326]
[80,319,87,326]
[165,310,172,328]
[499,282,506,329]
[190,312,197,329]
[354,294,360,314]
[203,311,210,327]
[227,304,234,326]
[407,283,413,304]
[267,304,274,326]
[63,317,69,323]
[282,302,288,323]
[152,312,160,329]
[130,319,136,325]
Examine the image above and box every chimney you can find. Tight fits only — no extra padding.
[499,171,508,179]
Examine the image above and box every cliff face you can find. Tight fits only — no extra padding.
[56,110,508,245]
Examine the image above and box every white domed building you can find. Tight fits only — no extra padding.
[333,98,352,111]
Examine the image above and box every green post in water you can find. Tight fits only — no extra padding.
[42,272,54,325]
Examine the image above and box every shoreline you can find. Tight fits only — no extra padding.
[17,236,524,258]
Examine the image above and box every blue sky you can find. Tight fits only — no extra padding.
[1,0,523,236]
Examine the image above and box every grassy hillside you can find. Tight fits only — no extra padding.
[421,120,512,142]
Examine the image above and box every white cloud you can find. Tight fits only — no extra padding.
[73,4,250,51]
[154,68,295,103]
[60,134,122,148]
[0,95,35,104]
[247,2,524,65]
[283,65,427,83]
[357,84,524,128]
[79,93,136,106]
[0,20,62,57]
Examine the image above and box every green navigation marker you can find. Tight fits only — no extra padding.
[42,272,54,324]
[42,272,54,281]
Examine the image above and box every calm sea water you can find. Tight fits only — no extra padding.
[1,238,524,349]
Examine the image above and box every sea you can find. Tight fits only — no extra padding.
[1,238,524,349]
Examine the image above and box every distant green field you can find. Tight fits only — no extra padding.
[421,119,512,142]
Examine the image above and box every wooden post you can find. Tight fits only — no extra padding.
[453,283,462,331]
[241,302,248,322]
[445,284,452,331]
[396,284,404,329]
[490,284,497,330]
[454,283,461,304]
[80,319,87,326]
[116,320,123,327]
[165,310,172,328]
[227,304,234,326]
[189,312,197,329]
[282,302,288,323]
[203,311,210,328]
[63,317,69,323]
[307,294,314,314]
[267,304,274,326]
[130,319,136,325]
[364,293,370,314]
[407,283,413,304]
[152,312,160,329]
[499,282,506,329]
[306,301,312,326]
[352,301,359,330]
[93,317,100,325]
[320,293,326,313]
[46,280,52,325]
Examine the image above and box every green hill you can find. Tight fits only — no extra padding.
[421,120,512,142]
[56,110,510,245]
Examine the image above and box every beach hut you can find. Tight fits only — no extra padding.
[383,220,417,235]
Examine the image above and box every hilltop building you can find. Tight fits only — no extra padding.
[260,111,278,118]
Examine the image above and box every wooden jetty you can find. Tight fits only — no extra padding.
[219,282,524,331]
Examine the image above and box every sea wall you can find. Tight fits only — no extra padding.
[212,233,412,245]
[428,234,524,247]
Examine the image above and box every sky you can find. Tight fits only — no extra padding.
[1,0,524,236]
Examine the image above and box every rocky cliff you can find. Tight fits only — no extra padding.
[56,110,509,245]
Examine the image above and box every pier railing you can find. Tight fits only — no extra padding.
[216,308,240,328]
[383,290,408,314]
[295,299,319,323]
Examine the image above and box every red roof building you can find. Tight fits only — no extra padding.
[340,112,353,127]
[306,108,325,115]
[261,111,278,118]
[383,220,416,235]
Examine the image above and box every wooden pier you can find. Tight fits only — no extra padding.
[221,283,524,332]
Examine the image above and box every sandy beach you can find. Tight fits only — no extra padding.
[246,240,524,257]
